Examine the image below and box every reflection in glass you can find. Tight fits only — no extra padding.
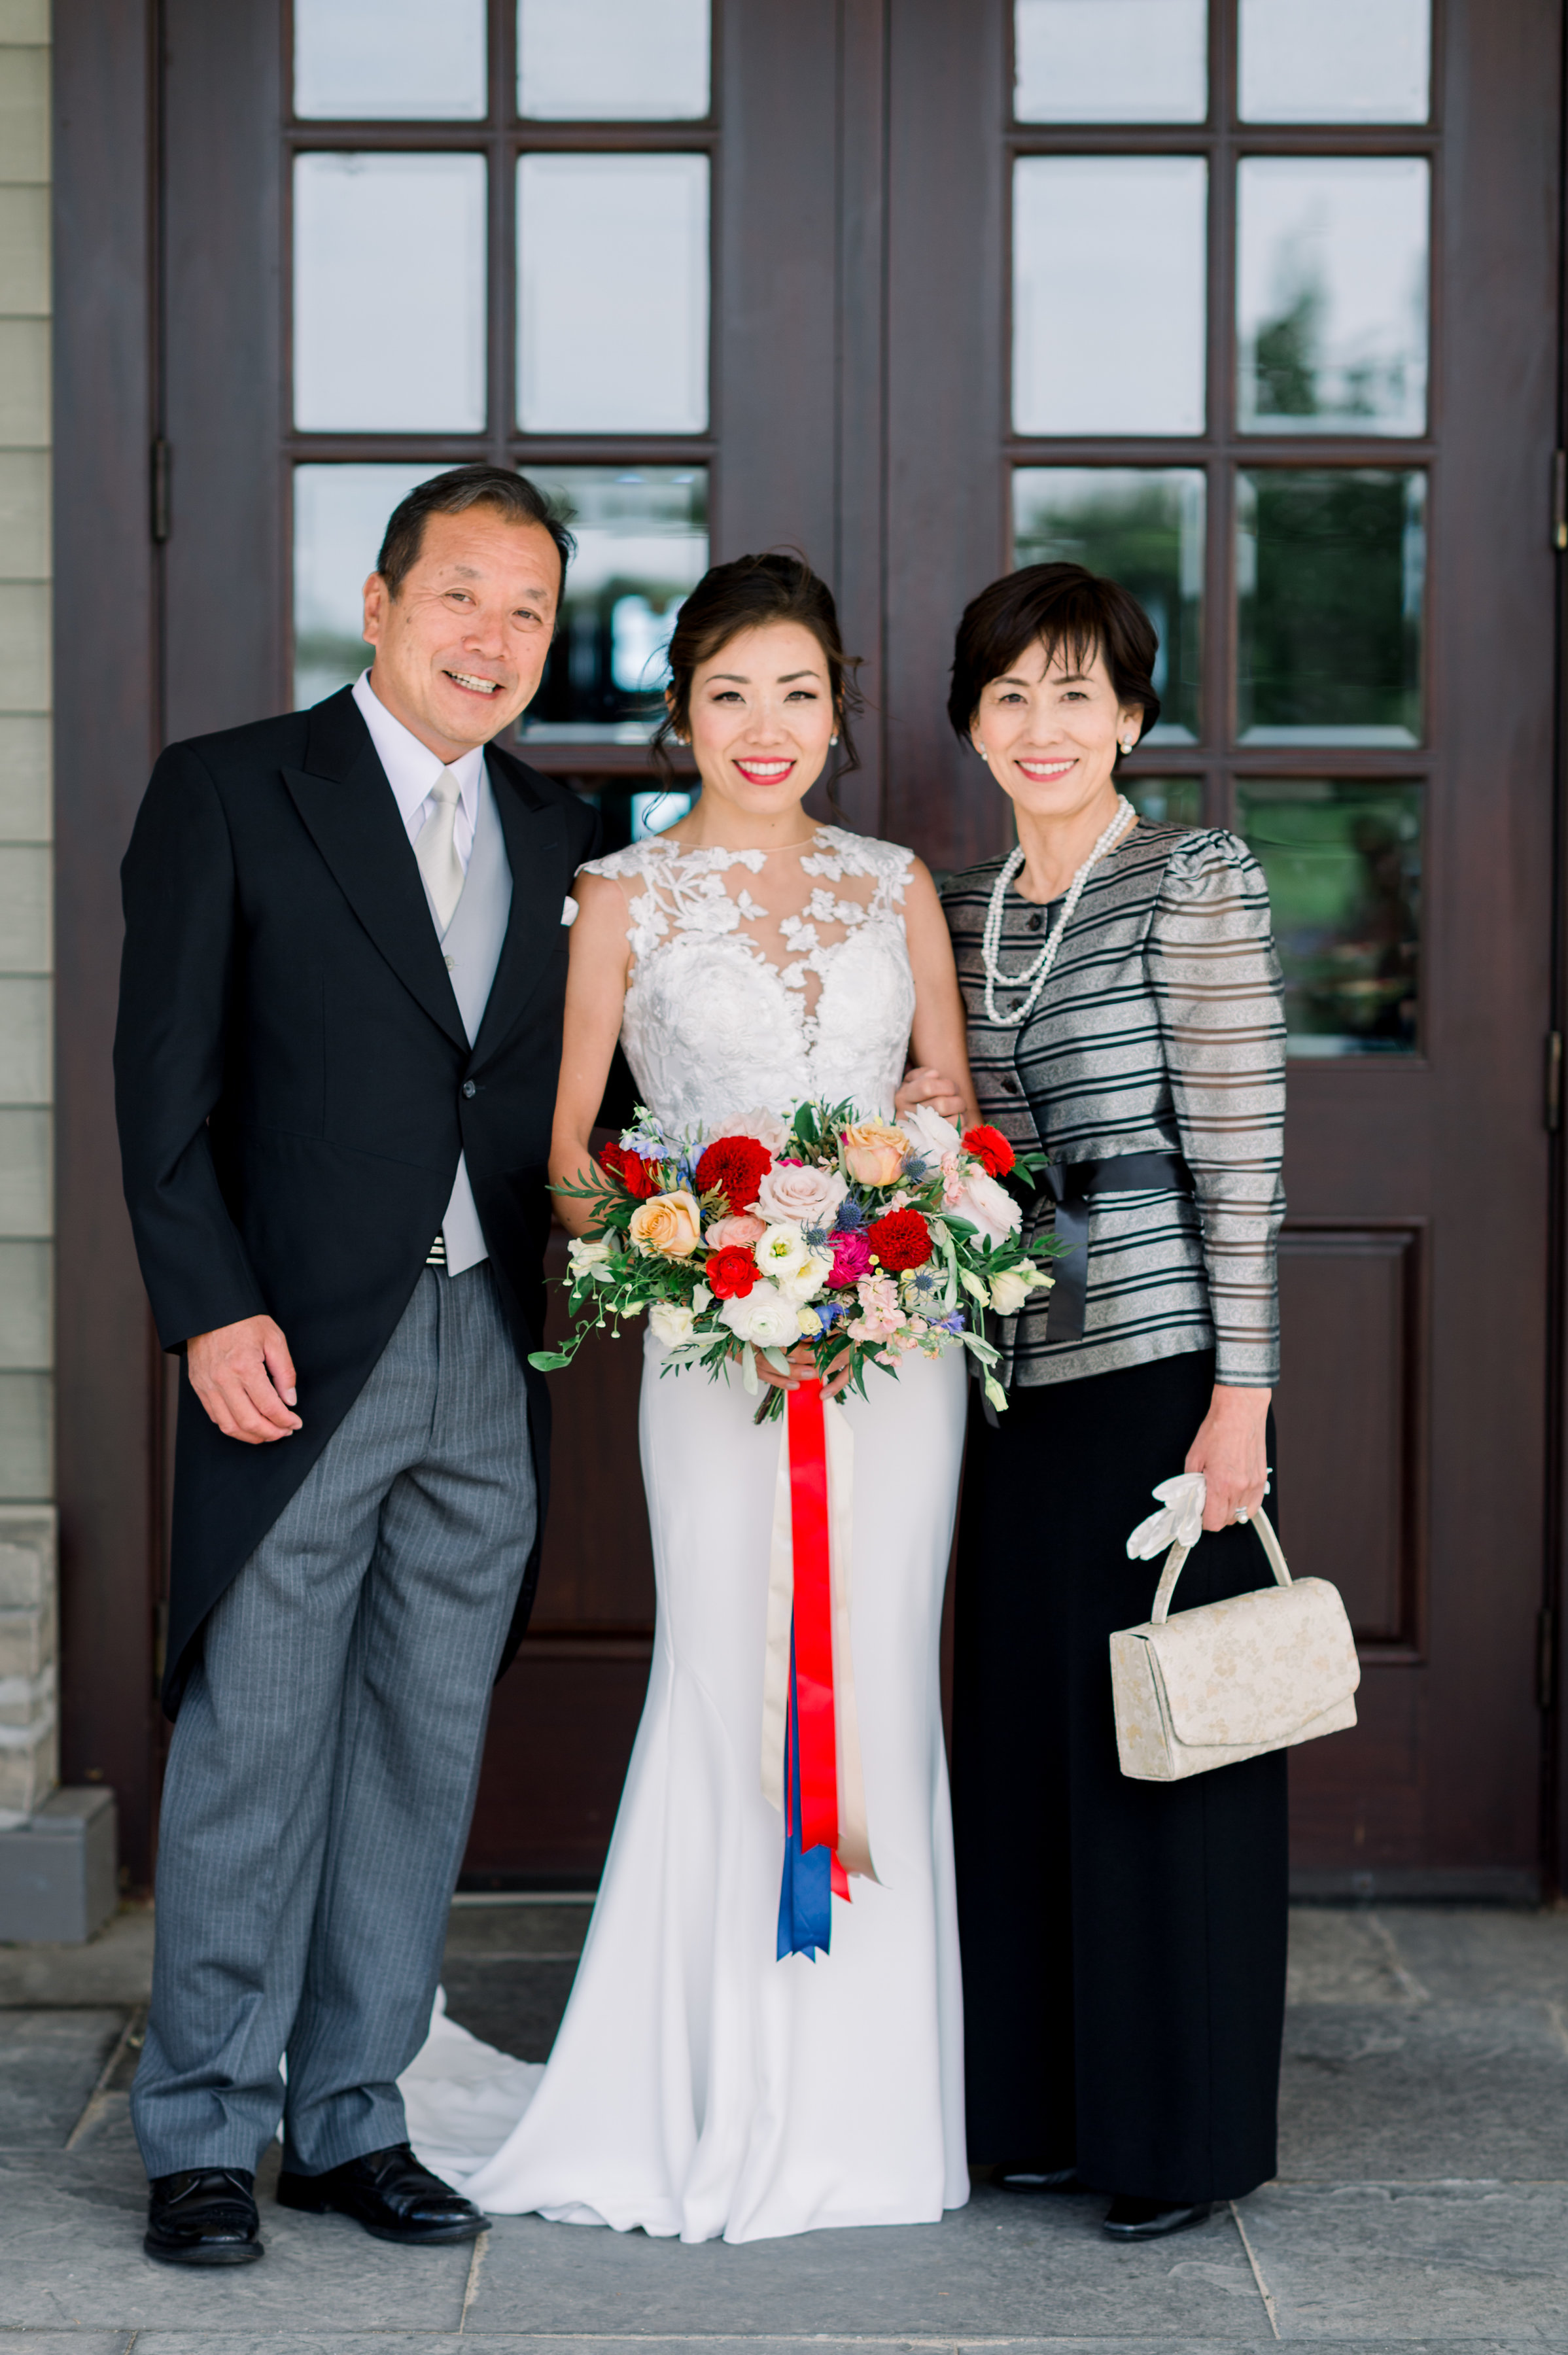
[632,788,695,839]
[1237,471,1424,744]
[1240,0,1429,122]
[521,468,708,740]
[294,154,486,430]
[1123,776,1203,828]
[1238,159,1427,435]
[293,463,448,707]
[1013,468,1204,742]
[294,0,486,119]
[1013,0,1206,123]
[1238,781,1421,1055]
[1013,158,1206,435]
[519,0,710,119]
[517,155,708,432]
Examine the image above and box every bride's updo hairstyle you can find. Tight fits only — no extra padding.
[652,551,863,780]
[947,562,1161,756]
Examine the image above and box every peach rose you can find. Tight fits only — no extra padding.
[627,1189,704,1259]
[841,1119,909,1188]
[705,1212,767,1249]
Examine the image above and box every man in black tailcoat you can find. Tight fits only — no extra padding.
[113,466,597,2265]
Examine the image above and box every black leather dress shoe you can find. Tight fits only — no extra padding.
[995,2163,1081,2192]
[277,2143,485,2244]
[145,2168,264,2265]
[1102,2193,1213,2240]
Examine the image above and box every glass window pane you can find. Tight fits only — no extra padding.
[517,155,708,432]
[1237,780,1422,1055]
[1014,0,1207,123]
[1238,159,1427,436]
[1236,470,1425,744]
[294,154,486,430]
[519,467,708,741]
[1013,158,1206,435]
[1013,467,1204,741]
[1240,0,1430,122]
[1124,776,1204,826]
[519,0,710,119]
[294,0,487,120]
[294,462,451,708]
[632,788,695,838]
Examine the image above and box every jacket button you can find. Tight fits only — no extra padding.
[462,1081,477,1098]
[1001,1074,1021,1096]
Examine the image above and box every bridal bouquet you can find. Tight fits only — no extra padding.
[532,1098,1058,1962]
[530,1096,1056,1416]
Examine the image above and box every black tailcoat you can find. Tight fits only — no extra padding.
[113,687,599,1713]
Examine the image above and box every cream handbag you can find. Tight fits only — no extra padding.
[1111,1474,1359,1783]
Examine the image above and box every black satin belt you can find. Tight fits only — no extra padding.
[1043,1151,1193,1344]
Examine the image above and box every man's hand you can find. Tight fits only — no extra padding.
[187,1316,302,1444]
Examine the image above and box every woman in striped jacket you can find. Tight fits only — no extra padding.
[941,565,1287,2242]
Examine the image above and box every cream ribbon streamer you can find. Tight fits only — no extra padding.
[759,1397,879,1883]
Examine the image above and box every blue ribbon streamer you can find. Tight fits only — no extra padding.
[776,1619,833,1961]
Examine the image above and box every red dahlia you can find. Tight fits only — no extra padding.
[597,1139,658,1200]
[866,1208,933,1273]
[705,1244,758,1299]
[962,1124,1015,1178]
[694,1134,773,1215]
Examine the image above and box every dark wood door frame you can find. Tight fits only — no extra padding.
[52,0,166,1886]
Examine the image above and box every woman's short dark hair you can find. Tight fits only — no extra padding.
[376,464,575,599]
[947,563,1160,750]
[652,552,862,778]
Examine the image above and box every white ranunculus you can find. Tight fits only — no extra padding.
[754,1223,816,1286]
[778,1250,833,1303]
[719,1280,802,1349]
[899,1101,962,1160]
[567,1236,614,1276]
[957,1168,1023,1244]
[649,1300,697,1348]
[755,1160,847,1229]
[988,1261,1049,1316]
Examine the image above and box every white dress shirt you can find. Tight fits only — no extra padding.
[352,669,492,1275]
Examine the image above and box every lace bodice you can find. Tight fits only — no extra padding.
[578,825,918,1131]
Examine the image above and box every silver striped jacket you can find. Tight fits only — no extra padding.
[941,823,1286,1389]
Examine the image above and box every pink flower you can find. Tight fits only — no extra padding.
[827,1227,872,1286]
[705,1212,767,1249]
[847,1270,903,1342]
[756,1160,847,1229]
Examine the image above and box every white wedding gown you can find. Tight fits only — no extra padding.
[400,828,969,2242]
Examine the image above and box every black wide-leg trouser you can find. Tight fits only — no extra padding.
[952,1347,1287,2205]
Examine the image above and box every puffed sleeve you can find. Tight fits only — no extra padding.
[1147,830,1285,1387]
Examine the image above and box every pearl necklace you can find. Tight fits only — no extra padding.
[980,795,1136,1026]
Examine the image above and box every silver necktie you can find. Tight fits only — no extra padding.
[416,772,466,933]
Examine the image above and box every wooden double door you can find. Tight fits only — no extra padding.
[56,0,1567,1894]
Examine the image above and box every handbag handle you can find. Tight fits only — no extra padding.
[1149,1505,1291,1626]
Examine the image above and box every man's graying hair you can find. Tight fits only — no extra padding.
[375,465,576,599]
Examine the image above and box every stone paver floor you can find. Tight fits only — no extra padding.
[2,1900,1566,2354]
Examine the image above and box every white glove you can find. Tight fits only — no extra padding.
[1125,1472,1208,1560]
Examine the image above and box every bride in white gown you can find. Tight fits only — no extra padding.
[401,554,981,2243]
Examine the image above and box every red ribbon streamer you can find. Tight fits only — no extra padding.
[787,1381,839,1863]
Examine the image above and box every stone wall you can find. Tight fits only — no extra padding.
[0,0,56,1821]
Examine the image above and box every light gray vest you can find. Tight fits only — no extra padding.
[422,763,512,1272]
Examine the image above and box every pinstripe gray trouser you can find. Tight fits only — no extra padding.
[131,1263,536,2180]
